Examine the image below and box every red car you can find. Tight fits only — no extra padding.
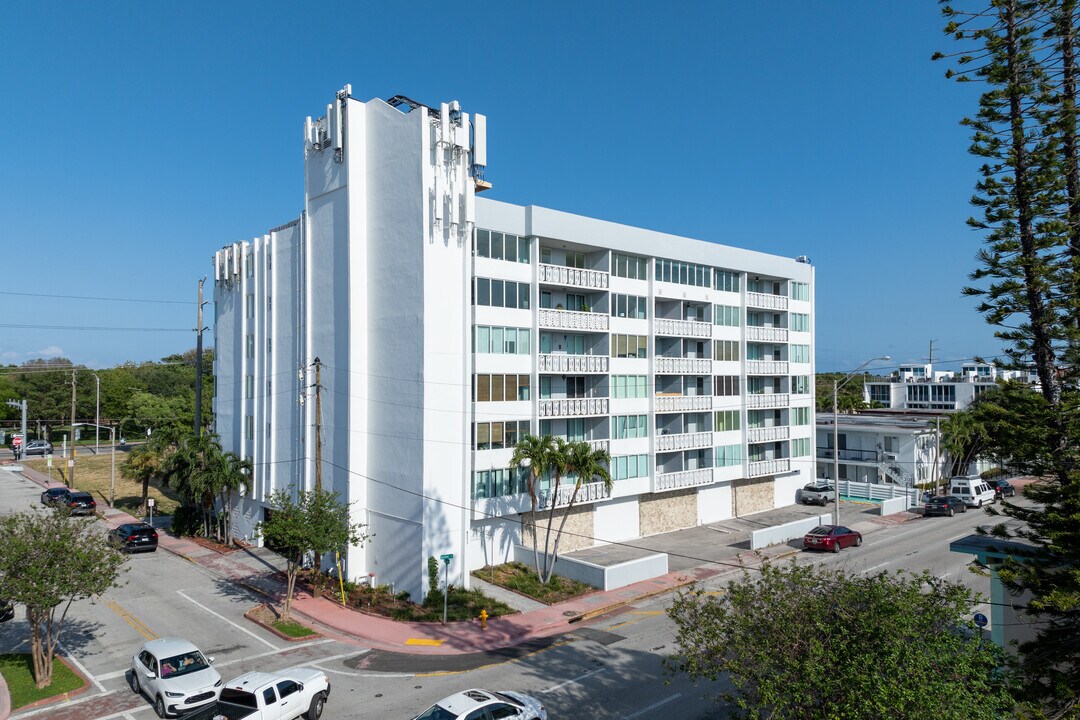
[803,525,862,553]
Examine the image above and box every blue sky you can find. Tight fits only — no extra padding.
[0,1,993,373]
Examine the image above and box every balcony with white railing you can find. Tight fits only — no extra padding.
[539,480,611,509]
[538,354,609,374]
[538,263,610,290]
[655,395,713,412]
[746,326,789,343]
[746,291,789,311]
[585,439,610,453]
[538,308,609,332]
[654,318,713,339]
[538,397,610,417]
[747,425,790,443]
[748,458,791,477]
[746,393,789,409]
[654,467,715,492]
[656,431,712,452]
[746,360,789,375]
[655,357,712,374]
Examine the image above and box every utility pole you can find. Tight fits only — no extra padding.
[929,339,936,371]
[313,357,323,491]
[69,369,77,488]
[194,277,208,436]
[94,373,100,454]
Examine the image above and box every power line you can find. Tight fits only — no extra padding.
[0,290,191,305]
[0,323,189,332]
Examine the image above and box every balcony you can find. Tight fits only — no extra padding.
[655,395,712,412]
[538,263,609,290]
[538,397,610,417]
[746,393,789,409]
[746,326,789,343]
[538,354,609,374]
[656,431,712,452]
[746,291,789,311]
[539,480,610,509]
[654,467,715,492]
[585,439,610,453]
[655,357,712,374]
[746,360,789,375]
[747,458,791,477]
[538,308,609,332]
[816,447,879,462]
[747,425,790,443]
[654,318,712,339]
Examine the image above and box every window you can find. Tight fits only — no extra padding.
[612,454,649,480]
[715,444,742,467]
[611,334,648,359]
[473,278,530,309]
[474,420,531,450]
[931,385,956,403]
[474,326,530,354]
[791,438,811,457]
[792,407,811,425]
[613,253,648,280]
[790,344,811,363]
[276,680,299,699]
[715,410,740,431]
[565,251,586,269]
[714,340,740,362]
[714,376,740,396]
[714,304,740,326]
[714,270,740,292]
[244,415,254,440]
[245,335,254,359]
[792,375,811,394]
[263,688,277,704]
[791,313,810,332]
[475,229,531,264]
[245,375,254,399]
[267,296,271,312]
[473,467,530,499]
[245,294,255,318]
[907,385,929,403]
[245,254,254,278]
[473,374,531,402]
[790,282,810,301]
[612,415,648,439]
[869,384,891,405]
[655,258,710,287]
[611,294,648,319]
[613,375,647,399]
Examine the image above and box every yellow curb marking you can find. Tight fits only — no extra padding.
[405,638,445,646]
[104,597,158,641]
[628,610,663,615]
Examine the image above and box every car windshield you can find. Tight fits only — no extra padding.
[806,526,833,536]
[491,692,523,708]
[413,704,459,720]
[159,651,209,678]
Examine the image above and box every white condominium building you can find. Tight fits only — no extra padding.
[213,86,817,601]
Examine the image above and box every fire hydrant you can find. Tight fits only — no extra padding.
[479,608,488,630]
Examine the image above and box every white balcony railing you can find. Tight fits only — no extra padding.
[654,468,715,492]
[539,480,610,509]
[656,431,712,452]
[654,318,713,338]
[538,263,609,290]
[747,458,792,477]
[747,425,790,443]
[538,354,609,374]
[538,309,609,332]
[585,439,610,453]
[538,398,610,417]
[746,393,790,409]
[655,357,712,374]
[746,326,789,343]
[746,360,789,375]
[746,291,789,311]
[655,395,713,412]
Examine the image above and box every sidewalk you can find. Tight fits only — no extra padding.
[11,464,919,656]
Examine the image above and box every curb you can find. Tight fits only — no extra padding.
[13,655,92,712]
[243,605,320,642]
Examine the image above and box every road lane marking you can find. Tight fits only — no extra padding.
[948,532,974,542]
[176,589,279,650]
[861,561,892,574]
[541,667,606,693]
[103,598,158,641]
[623,692,682,719]
[59,641,107,693]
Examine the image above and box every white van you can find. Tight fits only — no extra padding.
[949,476,996,508]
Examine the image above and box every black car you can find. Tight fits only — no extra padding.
[924,495,968,517]
[107,523,158,553]
[40,487,69,506]
[989,478,1016,499]
[61,491,97,516]
[0,599,13,623]
[23,440,53,456]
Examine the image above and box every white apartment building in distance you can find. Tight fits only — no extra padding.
[863,362,1029,412]
[212,86,816,601]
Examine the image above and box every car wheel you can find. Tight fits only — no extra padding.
[155,694,167,718]
[977,499,983,508]
[131,671,140,695]
[305,692,326,720]
[947,508,954,517]
[855,535,862,547]
[832,541,841,554]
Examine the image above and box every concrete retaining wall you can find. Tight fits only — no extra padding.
[879,496,908,516]
[512,544,668,591]
[749,513,832,550]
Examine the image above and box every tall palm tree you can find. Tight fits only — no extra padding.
[119,428,176,515]
[940,411,987,481]
[218,451,250,545]
[161,432,233,539]
[545,441,612,581]
[509,434,556,581]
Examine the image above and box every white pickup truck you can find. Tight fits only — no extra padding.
[184,667,330,720]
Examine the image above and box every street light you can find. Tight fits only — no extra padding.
[832,355,891,527]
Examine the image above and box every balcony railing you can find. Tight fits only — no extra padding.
[747,458,791,477]
[538,309,609,332]
[746,393,789,409]
[655,395,713,412]
[538,263,609,290]
[816,447,879,462]
[747,425,790,443]
[585,439,610,453]
[656,431,712,452]
[655,357,712,374]
[538,398,610,417]
[654,467,715,492]
[746,360,789,375]
[539,480,610,509]
[746,326,789,343]
[654,318,713,338]
[746,291,789,311]
[538,354,609,374]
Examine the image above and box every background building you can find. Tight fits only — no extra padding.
[213,87,817,600]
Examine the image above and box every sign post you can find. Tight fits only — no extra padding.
[440,553,454,625]
[148,497,155,527]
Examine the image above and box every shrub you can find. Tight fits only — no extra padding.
[170,506,202,537]
[427,555,439,595]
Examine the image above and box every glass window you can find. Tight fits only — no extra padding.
[491,232,504,261]
[476,229,490,257]
[519,237,530,263]
[491,327,504,354]
[476,423,490,449]
[477,375,490,402]
[519,283,530,309]
[476,326,490,353]
[476,278,490,306]
[491,280,504,308]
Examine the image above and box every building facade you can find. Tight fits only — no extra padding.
[863,362,1028,412]
[815,413,940,488]
[213,87,817,601]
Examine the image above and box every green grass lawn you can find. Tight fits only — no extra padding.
[473,562,596,604]
[272,617,318,638]
[22,453,181,516]
[0,654,84,709]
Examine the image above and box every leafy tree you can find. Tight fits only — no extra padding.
[120,440,166,516]
[939,407,989,479]
[665,562,1013,720]
[158,432,247,542]
[0,509,126,688]
[257,487,368,620]
[814,372,871,414]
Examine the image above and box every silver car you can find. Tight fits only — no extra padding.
[131,637,221,717]
[413,688,548,720]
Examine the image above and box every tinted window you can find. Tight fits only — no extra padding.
[463,709,488,720]
[488,703,520,719]
[220,689,259,708]
[263,687,277,704]
[276,680,299,698]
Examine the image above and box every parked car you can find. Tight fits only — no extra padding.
[989,478,1016,499]
[803,525,862,553]
[61,491,97,516]
[0,599,13,623]
[40,487,69,506]
[800,482,836,506]
[131,637,222,718]
[924,495,967,517]
[184,667,331,720]
[413,689,547,720]
[23,440,53,456]
[108,523,159,553]
[948,475,997,508]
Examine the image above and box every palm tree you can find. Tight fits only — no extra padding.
[545,441,612,579]
[218,451,250,545]
[119,428,175,515]
[940,411,987,483]
[536,437,571,583]
[161,432,236,540]
[509,434,556,581]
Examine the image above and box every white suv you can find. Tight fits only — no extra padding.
[131,637,222,717]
